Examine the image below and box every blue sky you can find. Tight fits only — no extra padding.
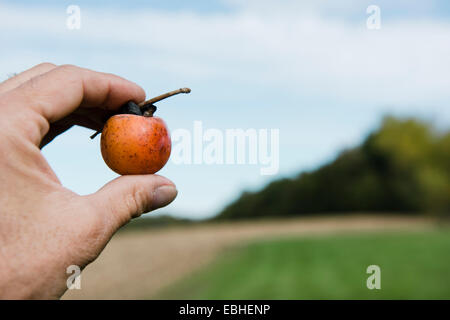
[0,1,449,219]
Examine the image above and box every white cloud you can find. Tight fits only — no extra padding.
[1,2,449,109]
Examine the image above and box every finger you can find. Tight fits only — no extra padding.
[39,108,112,148]
[0,62,56,96]
[39,123,74,148]
[68,107,116,132]
[5,64,146,124]
[86,175,177,232]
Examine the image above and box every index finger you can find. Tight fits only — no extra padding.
[0,62,57,97]
[5,64,146,124]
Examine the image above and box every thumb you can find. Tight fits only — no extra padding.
[87,174,177,231]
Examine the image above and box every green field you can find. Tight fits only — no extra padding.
[158,230,450,299]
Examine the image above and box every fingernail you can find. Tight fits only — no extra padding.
[151,185,178,209]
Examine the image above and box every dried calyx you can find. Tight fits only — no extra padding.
[90,88,191,139]
[122,87,191,117]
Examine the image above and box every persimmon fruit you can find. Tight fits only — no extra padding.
[96,88,190,175]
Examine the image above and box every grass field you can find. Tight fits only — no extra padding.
[158,230,450,299]
[62,216,434,299]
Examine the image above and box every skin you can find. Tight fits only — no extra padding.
[101,114,171,175]
[0,63,178,299]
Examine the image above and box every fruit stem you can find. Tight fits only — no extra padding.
[138,88,191,107]
[90,131,101,139]
[89,88,191,139]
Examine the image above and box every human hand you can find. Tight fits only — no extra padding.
[0,63,177,299]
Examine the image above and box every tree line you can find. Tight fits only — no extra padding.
[217,116,450,220]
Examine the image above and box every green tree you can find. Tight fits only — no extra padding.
[218,116,450,220]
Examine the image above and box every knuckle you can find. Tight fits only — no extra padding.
[36,62,56,69]
[18,108,49,145]
[54,195,109,266]
[78,202,110,251]
[125,186,150,218]
[57,64,78,73]
[26,74,41,90]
